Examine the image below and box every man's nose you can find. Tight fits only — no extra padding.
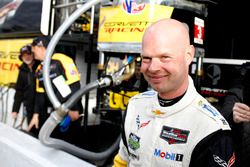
[148,58,161,72]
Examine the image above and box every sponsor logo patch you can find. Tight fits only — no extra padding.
[202,103,219,116]
[228,153,236,167]
[213,154,235,167]
[140,120,150,128]
[160,126,189,144]
[129,152,140,161]
[152,109,165,116]
[128,133,140,150]
[220,118,229,125]
[136,115,140,129]
[154,148,183,162]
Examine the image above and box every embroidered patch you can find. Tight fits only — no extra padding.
[202,103,219,117]
[136,115,140,129]
[128,133,140,150]
[228,153,235,167]
[152,109,164,116]
[154,148,184,162]
[220,118,229,125]
[140,120,150,128]
[160,126,190,144]
[129,152,140,161]
[213,154,228,167]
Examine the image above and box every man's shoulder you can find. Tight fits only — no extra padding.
[51,53,78,71]
[193,98,231,131]
[130,90,157,100]
[19,63,29,71]
[52,53,74,63]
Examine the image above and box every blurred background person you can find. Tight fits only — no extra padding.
[11,44,39,136]
[28,36,83,145]
[220,62,250,167]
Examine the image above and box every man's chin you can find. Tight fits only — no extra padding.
[150,84,162,92]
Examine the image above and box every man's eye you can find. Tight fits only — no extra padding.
[141,57,151,63]
[161,56,170,62]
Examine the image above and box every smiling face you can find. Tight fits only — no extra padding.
[21,52,34,65]
[140,19,194,99]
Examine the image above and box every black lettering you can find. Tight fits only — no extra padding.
[175,154,183,161]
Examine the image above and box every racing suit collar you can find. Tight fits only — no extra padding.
[150,76,197,117]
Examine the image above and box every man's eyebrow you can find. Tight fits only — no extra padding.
[141,54,150,58]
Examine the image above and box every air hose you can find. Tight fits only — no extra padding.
[39,76,121,162]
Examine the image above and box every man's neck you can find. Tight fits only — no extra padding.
[158,92,186,107]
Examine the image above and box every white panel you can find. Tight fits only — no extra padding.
[0,123,96,167]
[41,0,52,35]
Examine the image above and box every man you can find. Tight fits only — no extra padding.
[113,19,236,167]
[28,36,83,144]
[12,44,39,132]
[220,62,250,167]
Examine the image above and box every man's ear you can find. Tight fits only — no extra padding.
[185,45,195,65]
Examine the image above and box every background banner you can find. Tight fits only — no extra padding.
[0,38,32,85]
[98,2,173,53]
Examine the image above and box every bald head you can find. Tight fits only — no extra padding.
[142,19,190,52]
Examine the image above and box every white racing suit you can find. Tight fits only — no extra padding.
[117,76,236,167]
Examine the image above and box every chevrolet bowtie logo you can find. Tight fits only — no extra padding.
[152,110,164,115]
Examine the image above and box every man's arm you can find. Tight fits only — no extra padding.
[220,88,242,125]
[27,92,45,131]
[189,130,236,167]
[113,153,127,167]
[12,70,24,117]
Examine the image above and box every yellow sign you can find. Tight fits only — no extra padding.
[98,4,174,43]
[109,90,139,110]
[0,39,33,85]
